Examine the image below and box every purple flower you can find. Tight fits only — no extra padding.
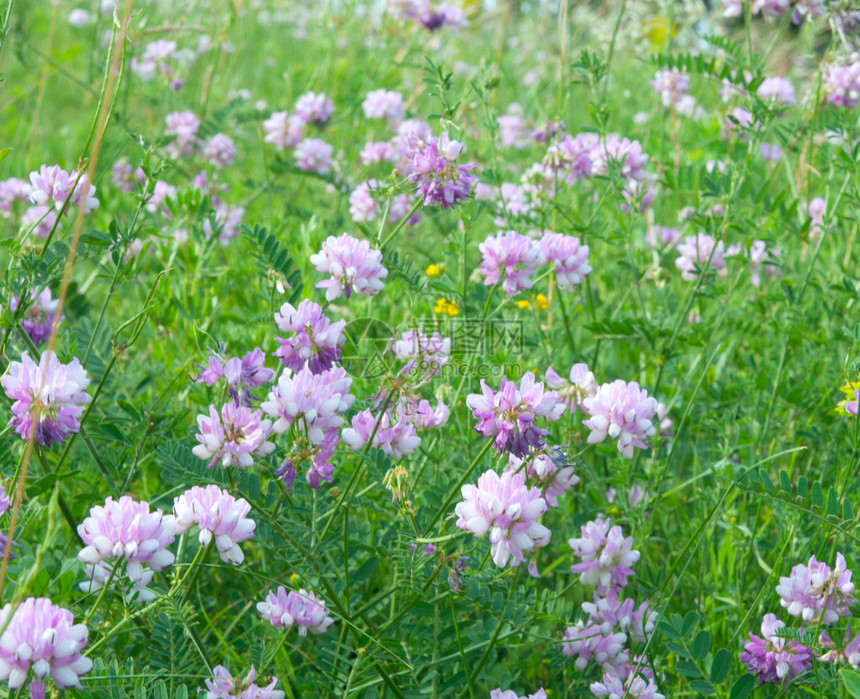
[0,177,29,210]
[749,240,782,287]
[193,348,274,404]
[561,621,629,672]
[1,350,91,447]
[491,689,547,699]
[406,132,478,209]
[581,589,656,644]
[553,132,599,182]
[399,398,450,431]
[294,91,334,124]
[467,372,564,457]
[192,402,275,469]
[757,77,796,107]
[164,110,200,157]
[539,232,591,291]
[203,133,237,168]
[294,138,334,174]
[26,165,98,214]
[569,517,640,593]
[111,160,145,193]
[274,299,346,374]
[261,366,354,443]
[309,233,388,300]
[145,180,176,215]
[776,553,856,625]
[0,487,9,516]
[21,205,58,238]
[545,363,596,414]
[10,288,61,344]
[454,468,551,569]
[740,613,812,684]
[808,197,827,240]
[592,135,650,181]
[359,141,397,165]
[645,226,680,249]
[507,446,579,508]
[342,409,421,458]
[362,89,404,124]
[204,665,285,699]
[168,485,255,565]
[257,587,335,636]
[390,328,451,374]
[393,118,433,162]
[651,68,690,108]
[582,380,658,459]
[262,111,305,151]
[824,57,860,108]
[497,105,533,149]
[77,495,176,582]
[0,598,92,698]
[494,183,535,225]
[478,230,545,297]
[349,179,381,223]
[590,671,664,699]
[674,233,732,281]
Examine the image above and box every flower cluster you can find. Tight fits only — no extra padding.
[507,446,579,508]
[1,350,91,447]
[0,598,92,699]
[740,613,813,684]
[257,587,335,636]
[193,347,274,405]
[168,485,256,565]
[204,665,285,699]
[650,68,691,109]
[582,380,658,459]
[77,496,176,583]
[776,553,856,625]
[824,55,860,108]
[10,287,61,345]
[455,468,551,569]
[406,132,478,209]
[192,402,275,469]
[491,689,547,699]
[25,164,99,215]
[389,0,468,31]
[674,233,736,281]
[273,299,346,374]
[568,517,640,593]
[310,233,388,300]
[545,363,596,415]
[362,89,404,124]
[467,372,564,457]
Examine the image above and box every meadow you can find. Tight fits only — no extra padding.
[1,0,860,696]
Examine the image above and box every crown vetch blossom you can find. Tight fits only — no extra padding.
[406,132,478,209]
[497,104,533,149]
[561,620,629,672]
[582,380,658,459]
[310,233,388,300]
[740,613,813,684]
[675,233,734,281]
[757,77,796,107]
[274,299,346,374]
[1,350,91,447]
[194,348,274,404]
[823,55,860,108]
[0,598,92,698]
[581,590,656,645]
[467,372,564,457]
[349,179,381,223]
[164,110,200,157]
[545,363,596,414]
[776,553,856,625]
[79,561,155,603]
[10,288,61,345]
[359,140,397,165]
[77,495,176,582]
[257,587,335,636]
[390,328,451,375]
[592,136,650,181]
[0,177,28,211]
[539,232,591,291]
[478,230,545,298]
[204,665,285,699]
[362,89,404,123]
[342,408,422,458]
[203,133,237,168]
[168,485,255,565]
[569,517,640,593]
[508,447,579,508]
[651,68,690,108]
[261,366,354,443]
[293,138,334,174]
[262,111,305,151]
[294,91,334,124]
[590,672,664,699]
[26,165,98,214]
[491,689,547,699]
[455,468,551,569]
[192,402,275,469]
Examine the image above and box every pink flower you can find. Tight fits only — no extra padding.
[406,132,478,209]
[590,672,664,699]
[359,141,397,165]
[507,446,579,508]
[274,299,346,374]
[592,135,650,181]
[164,110,200,157]
[776,553,856,625]
[478,230,545,297]
[455,468,551,569]
[545,363,596,414]
[569,517,640,592]
[294,138,334,175]
[362,89,404,124]
[1,350,91,447]
[261,366,354,443]
[21,205,57,238]
[77,495,176,582]
[145,180,177,215]
[757,77,796,107]
[0,177,28,210]
[808,197,827,240]
[561,621,629,672]
[497,105,533,149]
[193,347,274,405]
[349,180,381,223]
[539,232,591,290]
[824,57,860,108]
[203,133,237,168]
[257,587,335,636]
[674,233,732,281]
[10,288,61,345]
[582,380,658,459]
[740,613,812,684]
[262,111,305,151]
[294,91,334,124]
[342,409,422,458]
[749,240,782,287]
[204,665,284,699]
[169,485,255,565]
[309,233,388,300]
[192,402,275,469]
[651,68,690,108]
[0,598,92,698]
[467,372,564,457]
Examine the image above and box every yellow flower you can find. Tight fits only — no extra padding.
[643,17,676,47]
[535,293,548,310]
[434,297,459,316]
[836,378,860,415]
[516,299,530,310]
[289,572,300,586]
[426,263,444,277]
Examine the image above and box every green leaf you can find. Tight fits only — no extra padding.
[845,499,854,521]
[843,668,860,697]
[710,648,733,683]
[682,611,700,637]
[778,469,792,493]
[676,660,703,678]
[729,673,756,699]
[352,555,380,586]
[152,680,168,699]
[690,680,717,695]
[812,481,824,508]
[827,486,840,517]
[692,629,712,661]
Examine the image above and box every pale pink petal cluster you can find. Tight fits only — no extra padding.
[257,587,335,636]
[582,380,658,458]
[192,402,275,469]
[478,230,545,297]
[569,516,640,593]
[309,233,388,300]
